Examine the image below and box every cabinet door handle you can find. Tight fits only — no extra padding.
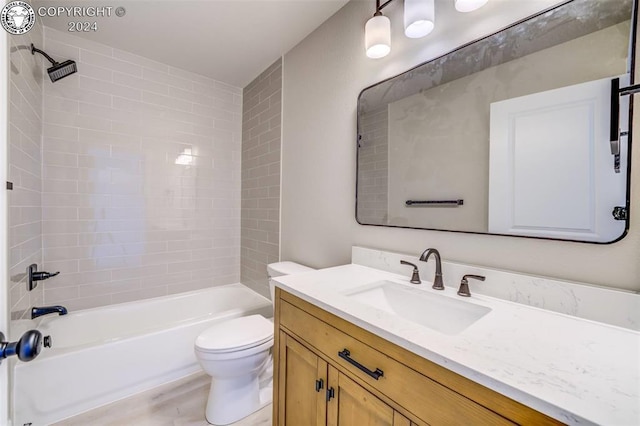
[315,378,324,392]
[338,349,384,380]
[326,387,335,401]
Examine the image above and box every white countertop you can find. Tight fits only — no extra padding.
[274,264,640,426]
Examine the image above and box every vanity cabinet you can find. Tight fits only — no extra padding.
[278,330,412,426]
[278,332,327,426]
[273,288,563,426]
[327,366,413,426]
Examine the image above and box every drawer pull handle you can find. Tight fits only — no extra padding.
[338,349,384,380]
[315,378,324,392]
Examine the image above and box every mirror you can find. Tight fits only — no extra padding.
[356,0,634,243]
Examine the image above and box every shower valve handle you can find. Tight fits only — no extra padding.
[32,271,60,281]
[27,264,60,291]
[0,330,44,365]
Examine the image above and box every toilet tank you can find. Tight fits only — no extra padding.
[267,261,315,301]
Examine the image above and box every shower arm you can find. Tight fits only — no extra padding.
[30,43,59,66]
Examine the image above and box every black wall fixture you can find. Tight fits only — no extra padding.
[27,264,60,291]
[31,43,77,82]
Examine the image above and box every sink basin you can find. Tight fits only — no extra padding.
[345,281,491,335]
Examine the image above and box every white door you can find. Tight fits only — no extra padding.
[0,26,10,425]
[488,76,628,242]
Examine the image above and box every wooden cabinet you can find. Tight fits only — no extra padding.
[327,366,413,426]
[273,288,563,426]
[277,330,412,426]
[277,332,327,426]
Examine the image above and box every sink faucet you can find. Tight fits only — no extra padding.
[457,274,485,297]
[419,248,444,290]
[400,260,421,284]
[31,305,68,320]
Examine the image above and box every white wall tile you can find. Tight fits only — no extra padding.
[143,67,192,91]
[76,63,113,82]
[80,49,142,77]
[113,71,168,95]
[40,29,242,310]
[78,75,142,100]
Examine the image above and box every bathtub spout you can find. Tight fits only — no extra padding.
[31,306,68,320]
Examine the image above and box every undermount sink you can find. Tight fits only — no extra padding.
[345,281,491,335]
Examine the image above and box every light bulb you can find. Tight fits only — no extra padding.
[454,0,489,13]
[365,14,391,58]
[404,0,435,38]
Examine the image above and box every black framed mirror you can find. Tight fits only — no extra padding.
[356,0,635,243]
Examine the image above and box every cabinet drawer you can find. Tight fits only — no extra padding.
[280,300,513,426]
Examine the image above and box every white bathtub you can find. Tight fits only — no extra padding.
[12,283,272,426]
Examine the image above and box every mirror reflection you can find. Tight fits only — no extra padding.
[356,0,633,243]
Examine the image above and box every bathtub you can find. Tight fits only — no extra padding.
[12,283,272,426]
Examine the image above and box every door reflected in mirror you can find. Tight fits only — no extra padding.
[356,0,633,243]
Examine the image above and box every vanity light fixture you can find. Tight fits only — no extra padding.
[365,2,392,58]
[365,0,489,58]
[454,0,489,13]
[404,0,435,39]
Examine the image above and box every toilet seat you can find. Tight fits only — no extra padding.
[195,315,274,354]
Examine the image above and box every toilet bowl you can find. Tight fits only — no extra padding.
[195,261,314,425]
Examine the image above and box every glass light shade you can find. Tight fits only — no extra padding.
[404,0,435,38]
[365,14,391,58]
[454,0,489,13]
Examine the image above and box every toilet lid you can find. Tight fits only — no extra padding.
[195,315,274,353]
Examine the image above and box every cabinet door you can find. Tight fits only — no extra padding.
[327,366,397,426]
[277,332,327,426]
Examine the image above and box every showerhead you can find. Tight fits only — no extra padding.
[30,43,77,82]
[47,60,77,82]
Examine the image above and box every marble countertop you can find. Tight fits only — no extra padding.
[274,264,640,426]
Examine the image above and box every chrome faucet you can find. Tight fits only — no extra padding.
[31,305,67,320]
[419,248,444,290]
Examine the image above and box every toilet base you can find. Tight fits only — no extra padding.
[204,358,273,425]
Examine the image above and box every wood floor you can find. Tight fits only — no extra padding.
[53,372,271,426]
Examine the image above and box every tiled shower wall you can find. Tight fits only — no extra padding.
[40,28,242,311]
[8,23,44,319]
[240,59,282,299]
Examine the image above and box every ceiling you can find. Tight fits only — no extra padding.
[34,0,350,88]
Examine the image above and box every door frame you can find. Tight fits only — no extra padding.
[0,24,10,426]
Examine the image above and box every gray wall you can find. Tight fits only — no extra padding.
[281,0,640,291]
[8,21,44,319]
[241,59,282,299]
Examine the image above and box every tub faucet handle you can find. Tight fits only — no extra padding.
[400,260,421,284]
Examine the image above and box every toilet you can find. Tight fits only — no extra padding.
[194,261,314,425]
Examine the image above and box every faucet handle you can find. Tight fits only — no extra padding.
[400,261,421,284]
[458,274,485,297]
